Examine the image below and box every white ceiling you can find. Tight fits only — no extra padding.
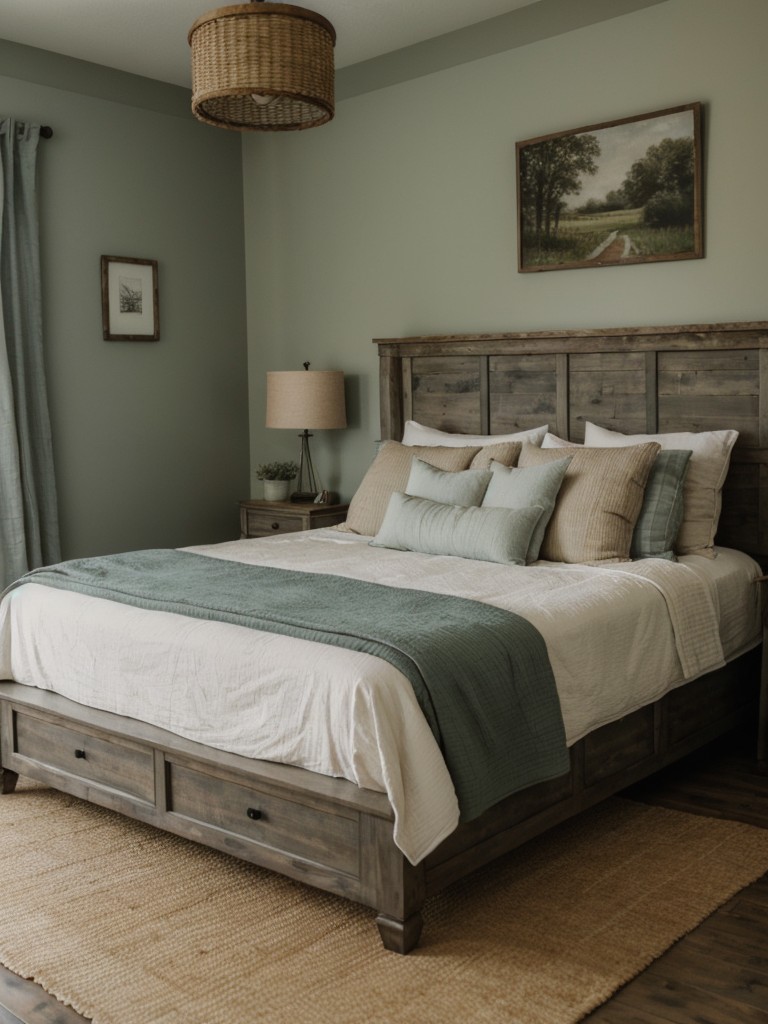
[0,0,542,88]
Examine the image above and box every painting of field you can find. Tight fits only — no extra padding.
[516,104,702,272]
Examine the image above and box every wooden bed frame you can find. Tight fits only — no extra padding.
[2,321,767,954]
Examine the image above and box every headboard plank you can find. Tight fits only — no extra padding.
[375,322,768,559]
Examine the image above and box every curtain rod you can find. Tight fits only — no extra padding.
[40,126,53,138]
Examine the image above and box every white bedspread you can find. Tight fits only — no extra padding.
[0,532,760,864]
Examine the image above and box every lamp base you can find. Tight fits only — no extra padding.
[290,491,320,503]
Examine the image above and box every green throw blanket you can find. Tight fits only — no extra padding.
[14,549,569,822]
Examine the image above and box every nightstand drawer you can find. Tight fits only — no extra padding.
[243,509,304,538]
[239,500,348,538]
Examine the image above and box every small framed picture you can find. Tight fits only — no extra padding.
[101,255,159,341]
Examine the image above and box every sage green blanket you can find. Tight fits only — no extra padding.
[15,549,569,822]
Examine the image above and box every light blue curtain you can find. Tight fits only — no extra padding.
[0,118,60,587]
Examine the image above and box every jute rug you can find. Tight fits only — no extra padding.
[2,780,768,1024]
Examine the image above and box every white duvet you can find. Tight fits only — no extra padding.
[0,530,761,864]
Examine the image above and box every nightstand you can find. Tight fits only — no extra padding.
[755,574,768,765]
[239,499,349,539]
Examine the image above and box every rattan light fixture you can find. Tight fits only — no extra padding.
[188,0,335,132]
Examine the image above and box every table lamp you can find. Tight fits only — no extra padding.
[265,362,346,501]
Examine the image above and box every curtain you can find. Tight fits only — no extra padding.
[0,118,60,588]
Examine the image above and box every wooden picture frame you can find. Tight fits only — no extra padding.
[101,256,159,341]
[516,102,703,273]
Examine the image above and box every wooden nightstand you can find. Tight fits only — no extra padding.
[756,575,768,765]
[239,499,349,539]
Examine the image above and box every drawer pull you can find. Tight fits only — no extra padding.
[246,807,262,821]
[74,748,86,759]
[271,522,280,531]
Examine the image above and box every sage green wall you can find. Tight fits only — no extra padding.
[1,45,249,558]
[243,0,768,503]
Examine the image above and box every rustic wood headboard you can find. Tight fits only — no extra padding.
[374,322,768,559]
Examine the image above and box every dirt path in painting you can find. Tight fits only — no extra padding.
[587,230,637,262]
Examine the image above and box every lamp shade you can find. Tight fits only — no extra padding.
[188,2,335,132]
[266,370,346,430]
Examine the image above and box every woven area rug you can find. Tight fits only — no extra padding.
[2,780,768,1024]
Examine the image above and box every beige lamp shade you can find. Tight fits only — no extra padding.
[188,2,335,132]
[266,369,346,430]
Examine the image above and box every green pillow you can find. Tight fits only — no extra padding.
[405,458,492,507]
[370,493,544,565]
[631,449,692,560]
[481,456,572,562]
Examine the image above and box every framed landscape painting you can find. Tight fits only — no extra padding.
[516,102,703,273]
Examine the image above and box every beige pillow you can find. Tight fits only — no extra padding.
[518,441,661,563]
[341,441,481,536]
[469,441,522,469]
[583,421,739,557]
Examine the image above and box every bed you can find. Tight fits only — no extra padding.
[1,320,766,954]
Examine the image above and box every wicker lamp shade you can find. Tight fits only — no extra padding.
[189,2,335,132]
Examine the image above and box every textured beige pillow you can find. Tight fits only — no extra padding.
[584,421,739,557]
[341,441,481,536]
[518,441,661,563]
[469,441,522,469]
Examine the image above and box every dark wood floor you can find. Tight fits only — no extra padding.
[2,727,767,1024]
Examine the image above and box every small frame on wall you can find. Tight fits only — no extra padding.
[101,255,159,341]
[516,102,703,273]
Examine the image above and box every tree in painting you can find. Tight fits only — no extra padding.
[620,136,695,228]
[518,134,600,249]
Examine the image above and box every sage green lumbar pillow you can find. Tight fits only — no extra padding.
[370,492,544,565]
[481,456,572,563]
[406,458,492,507]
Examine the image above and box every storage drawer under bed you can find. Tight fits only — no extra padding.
[9,705,155,803]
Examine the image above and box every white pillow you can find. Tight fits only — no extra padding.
[402,420,548,448]
[583,421,738,557]
[541,432,579,449]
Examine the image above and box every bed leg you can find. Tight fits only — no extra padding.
[375,911,423,954]
[1,768,19,794]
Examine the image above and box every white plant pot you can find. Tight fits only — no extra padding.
[263,479,291,501]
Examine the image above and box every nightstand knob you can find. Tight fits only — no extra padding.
[271,522,280,530]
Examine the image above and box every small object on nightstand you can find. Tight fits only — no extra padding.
[239,499,348,539]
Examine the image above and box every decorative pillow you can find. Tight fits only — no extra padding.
[518,441,661,563]
[584,422,739,557]
[631,450,692,560]
[341,441,481,536]
[481,457,572,562]
[371,493,544,565]
[402,420,548,448]
[541,432,579,449]
[406,458,492,507]
[469,441,522,469]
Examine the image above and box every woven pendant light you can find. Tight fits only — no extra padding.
[189,1,335,132]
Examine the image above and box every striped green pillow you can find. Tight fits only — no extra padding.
[631,449,691,560]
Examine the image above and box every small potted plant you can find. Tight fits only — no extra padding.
[255,460,299,501]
